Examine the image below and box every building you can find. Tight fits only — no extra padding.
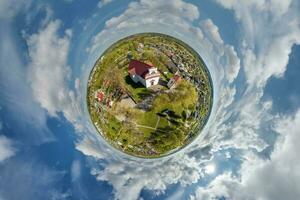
[167,74,181,89]
[137,43,144,53]
[128,59,160,88]
[95,90,104,103]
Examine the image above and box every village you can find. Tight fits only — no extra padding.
[87,33,212,157]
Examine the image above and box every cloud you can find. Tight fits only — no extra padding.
[200,19,240,83]
[190,172,242,200]
[90,153,205,200]
[201,19,223,45]
[242,109,300,199]
[90,0,200,52]
[0,22,54,144]
[97,0,114,8]
[76,137,106,160]
[191,108,300,200]
[26,19,83,131]
[0,136,15,163]
[215,0,300,88]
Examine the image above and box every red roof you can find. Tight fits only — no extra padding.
[128,60,153,78]
[173,75,181,82]
[96,91,104,102]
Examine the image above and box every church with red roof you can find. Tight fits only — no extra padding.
[128,59,160,88]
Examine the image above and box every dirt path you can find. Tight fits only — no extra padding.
[136,123,168,133]
[155,116,160,129]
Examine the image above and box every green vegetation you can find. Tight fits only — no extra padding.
[87,33,213,158]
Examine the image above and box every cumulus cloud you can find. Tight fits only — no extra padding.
[90,0,200,52]
[242,109,300,199]
[191,108,300,200]
[91,154,205,200]
[215,0,300,88]
[27,19,83,131]
[0,22,54,144]
[0,136,15,163]
[200,19,240,83]
[76,137,106,160]
[190,172,242,200]
[201,19,223,45]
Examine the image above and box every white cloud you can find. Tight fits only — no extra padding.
[191,109,300,200]
[90,0,200,52]
[190,173,243,200]
[97,0,114,8]
[0,136,15,163]
[200,19,240,83]
[241,109,300,200]
[26,20,83,131]
[91,153,205,200]
[201,19,223,45]
[0,22,54,144]
[215,0,300,88]
[76,137,106,160]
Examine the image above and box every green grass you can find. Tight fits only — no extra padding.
[123,74,150,102]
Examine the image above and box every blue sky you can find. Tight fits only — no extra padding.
[0,0,300,200]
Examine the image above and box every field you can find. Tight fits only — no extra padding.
[87,33,213,158]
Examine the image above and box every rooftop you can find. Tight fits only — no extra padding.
[128,59,154,78]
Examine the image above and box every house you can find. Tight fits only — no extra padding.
[95,90,105,102]
[137,43,144,53]
[128,59,160,88]
[167,74,181,89]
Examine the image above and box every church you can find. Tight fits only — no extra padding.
[128,59,160,88]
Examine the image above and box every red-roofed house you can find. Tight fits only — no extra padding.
[95,90,104,103]
[167,74,181,89]
[128,60,160,88]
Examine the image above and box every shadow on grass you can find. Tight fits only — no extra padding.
[125,75,144,89]
[137,90,152,99]
[159,79,168,87]
[160,109,181,119]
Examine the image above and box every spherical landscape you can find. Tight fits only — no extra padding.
[87,33,213,158]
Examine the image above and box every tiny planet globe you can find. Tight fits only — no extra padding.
[87,33,213,158]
